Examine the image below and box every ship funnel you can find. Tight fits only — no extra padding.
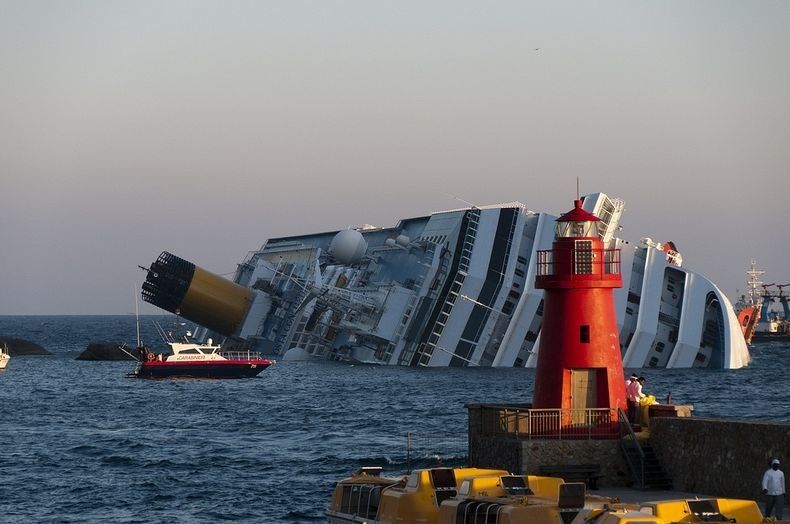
[141,251,253,336]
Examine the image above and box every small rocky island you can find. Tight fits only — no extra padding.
[0,337,50,355]
[76,341,138,361]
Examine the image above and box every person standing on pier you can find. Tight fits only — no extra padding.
[762,458,785,519]
[627,376,646,424]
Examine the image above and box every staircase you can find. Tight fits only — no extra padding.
[617,409,672,490]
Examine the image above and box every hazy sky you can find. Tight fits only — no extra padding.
[1,1,788,315]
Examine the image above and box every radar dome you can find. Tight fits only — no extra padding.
[329,229,368,264]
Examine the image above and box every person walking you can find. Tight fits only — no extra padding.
[762,458,785,519]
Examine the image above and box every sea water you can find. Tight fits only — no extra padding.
[1,315,788,523]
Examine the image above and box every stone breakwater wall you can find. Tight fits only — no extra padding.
[649,417,790,500]
[469,434,630,488]
[467,404,631,487]
[468,404,790,494]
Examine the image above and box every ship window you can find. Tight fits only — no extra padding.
[695,353,707,363]
[514,358,524,367]
[502,301,514,315]
[655,342,665,353]
[340,486,352,513]
[512,282,521,289]
[348,485,361,513]
[626,307,634,315]
[649,357,659,367]
[667,284,675,292]
[406,473,419,488]
[514,268,525,278]
[179,349,200,354]
[580,325,590,343]
[517,255,527,265]
[525,330,538,342]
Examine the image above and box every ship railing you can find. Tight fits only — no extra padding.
[219,350,265,361]
[536,249,621,278]
[479,406,619,440]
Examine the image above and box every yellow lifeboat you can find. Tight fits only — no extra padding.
[327,466,766,524]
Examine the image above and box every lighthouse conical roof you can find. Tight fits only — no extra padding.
[556,199,600,223]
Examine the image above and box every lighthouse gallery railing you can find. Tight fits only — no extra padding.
[536,248,621,277]
[479,405,619,440]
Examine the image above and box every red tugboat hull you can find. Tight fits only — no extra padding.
[135,359,272,379]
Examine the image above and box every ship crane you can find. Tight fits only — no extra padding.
[776,284,790,320]
[760,283,777,322]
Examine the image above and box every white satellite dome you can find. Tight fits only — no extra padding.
[329,229,368,264]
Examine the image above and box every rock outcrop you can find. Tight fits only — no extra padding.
[0,337,50,355]
[76,341,137,361]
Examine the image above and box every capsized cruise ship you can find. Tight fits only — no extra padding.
[141,192,750,369]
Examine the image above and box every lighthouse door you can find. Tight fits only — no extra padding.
[570,369,598,423]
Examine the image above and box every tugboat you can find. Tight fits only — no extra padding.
[132,336,274,379]
[0,343,10,370]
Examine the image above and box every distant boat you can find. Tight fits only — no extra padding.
[734,259,763,345]
[0,343,10,370]
[744,261,790,343]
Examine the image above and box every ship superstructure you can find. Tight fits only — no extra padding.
[142,192,750,369]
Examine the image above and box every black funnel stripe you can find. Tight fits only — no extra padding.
[141,251,196,313]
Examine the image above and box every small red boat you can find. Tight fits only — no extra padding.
[132,338,274,379]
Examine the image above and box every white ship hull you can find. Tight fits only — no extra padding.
[187,192,749,369]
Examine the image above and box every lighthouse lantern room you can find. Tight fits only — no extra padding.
[532,199,628,418]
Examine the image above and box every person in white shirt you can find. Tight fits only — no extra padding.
[762,458,785,519]
[625,374,638,422]
[626,376,646,424]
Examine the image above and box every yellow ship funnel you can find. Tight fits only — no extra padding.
[141,251,252,337]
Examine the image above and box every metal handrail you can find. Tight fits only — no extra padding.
[536,248,621,277]
[219,350,266,360]
[479,406,618,440]
[617,408,646,489]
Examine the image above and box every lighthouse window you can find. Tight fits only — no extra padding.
[580,325,590,343]
[574,240,594,274]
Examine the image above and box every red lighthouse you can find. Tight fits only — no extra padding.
[532,199,627,415]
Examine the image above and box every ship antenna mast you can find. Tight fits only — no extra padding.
[746,258,765,306]
[134,285,142,348]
